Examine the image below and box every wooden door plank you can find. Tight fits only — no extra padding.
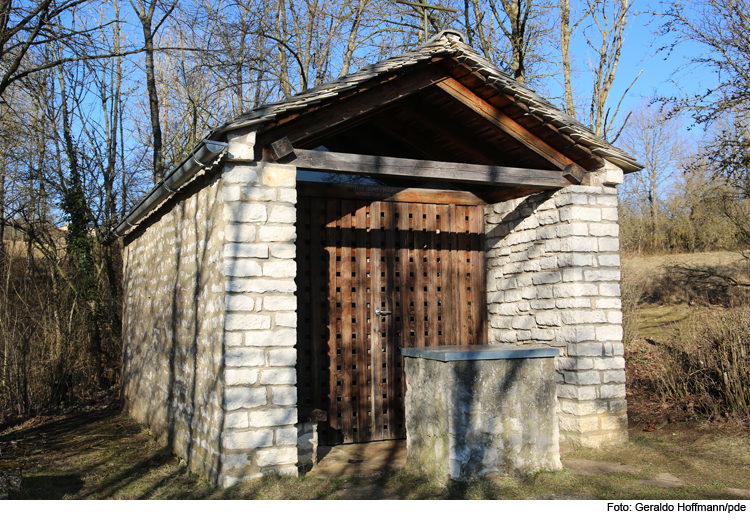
[370,201,384,441]
[413,203,425,347]
[325,200,340,443]
[426,204,439,346]
[470,207,483,345]
[382,201,396,440]
[457,205,470,345]
[355,204,369,442]
[394,202,410,437]
[340,203,354,443]
[310,200,325,407]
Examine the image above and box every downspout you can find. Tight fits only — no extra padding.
[104,139,227,244]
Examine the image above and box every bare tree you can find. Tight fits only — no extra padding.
[130,0,178,183]
[619,102,688,247]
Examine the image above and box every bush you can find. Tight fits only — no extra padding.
[658,307,750,420]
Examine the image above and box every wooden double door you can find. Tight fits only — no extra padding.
[297,189,487,445]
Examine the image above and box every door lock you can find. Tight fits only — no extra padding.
[375,308,392,316]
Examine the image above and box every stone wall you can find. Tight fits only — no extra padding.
[404,356,561,482]
[122,167,227,483]
[219,145,299,486]
[484,161,627,448]
[122,127,300,487]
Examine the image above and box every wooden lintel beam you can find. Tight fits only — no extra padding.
[286,148,572,189]
[435,77,579,170]
[483,186,552,203]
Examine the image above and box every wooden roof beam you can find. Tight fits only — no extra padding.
[255,62,451,152]
[435,77,581,171]
[278,147,575,189]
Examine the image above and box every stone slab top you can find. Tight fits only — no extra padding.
[400,345,561,362]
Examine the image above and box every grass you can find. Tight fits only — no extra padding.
[2,404,749,499]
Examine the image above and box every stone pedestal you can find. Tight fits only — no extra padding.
[403,346,562,482]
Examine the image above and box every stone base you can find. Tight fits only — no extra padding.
[404,356,562,482]
[296,422,318,473]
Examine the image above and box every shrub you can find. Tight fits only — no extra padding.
[658,307,750,420]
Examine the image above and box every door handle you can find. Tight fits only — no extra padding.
[375,308,392,316]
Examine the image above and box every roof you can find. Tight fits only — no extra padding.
[208,30,642,173]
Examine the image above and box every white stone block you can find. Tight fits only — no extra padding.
[553,283,598,297]
[248,408,298,428]
[259,226,296,242]
[555,325,596,343]
[278,188,297,204]
[226,313,271,330]
[226,295,255,311]
[599,283,621,297]
[275,313,297,327]
[225,368,260,386]
[511,316,535,329]
[530,328,555,340]
[598,238,619,252]
[598,254,620,267]
[567,342,603,356]
[584,269,620,282]
[226,203,267,223]
[556,384,597,400]
[224,243,268,259]
[223,164,258,183]
[261,164,296,187]
[225,348,266,367]
[267,349,296,366]
[555,298,592,309]
[225,410,249,429]
[263,296,297,311]
[557,253,596,268]
[275,426,298,446]
[602,371,627,385]
[564,370,601,385]
[260,368,297,385]
[601,207,618,221]
[263,261,297,278]
[561,310,607,325]
[596,325,623,341]
[246,329,297,347]
[224,387,267,410]
[554,193,590,207]
[559,206,601,223]
[271,386,297,406]
[225,259,263,277]
[222,430,274,450]
[599,384,626,399]
[594,298,622,310]
[268,205,296,224]
[532,271,562,285]
[607,311,623,324]
[227,278,296,293]
[270,244,296,259]
[562,268,583,282]
[589,223,619,237]
[535,311,561,327]
[255,447,298,467]
[556,357,594,370]
[594,357,625,370]
[225,225,257,244]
